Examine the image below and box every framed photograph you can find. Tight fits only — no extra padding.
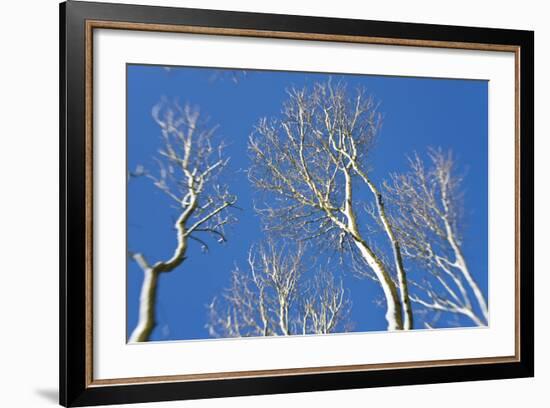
[60,1,534,406]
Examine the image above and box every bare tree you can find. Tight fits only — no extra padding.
[129,99,237,342]
[248,81,412,330]
[301,269,351,335]
[384,148,488,327]
[207,241,351,338]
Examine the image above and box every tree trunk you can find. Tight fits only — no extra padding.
[342,168,403,330]
[353,165,413,330]
[353,239,404,330]
[129,267,160,342]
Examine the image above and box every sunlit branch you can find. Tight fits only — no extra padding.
[129,99,236,342]
[384,148,488,327]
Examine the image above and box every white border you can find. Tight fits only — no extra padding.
[93,29,516,380]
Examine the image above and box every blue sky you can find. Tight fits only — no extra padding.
[127,64,488,341]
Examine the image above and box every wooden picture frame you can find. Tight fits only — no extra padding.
[60,1,534,406]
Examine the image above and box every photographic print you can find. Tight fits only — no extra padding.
[126,65,488,342]
[61,3,533,404]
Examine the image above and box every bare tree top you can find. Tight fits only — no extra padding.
[248,81,382,245]
[383,148,487,327]
[207,240,352,338]
[142,98,238,255]
[384,148,465,265]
